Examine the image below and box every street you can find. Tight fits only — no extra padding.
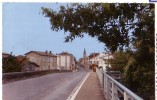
[3,67,88,100]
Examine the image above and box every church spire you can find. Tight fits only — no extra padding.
[83,48,86,58]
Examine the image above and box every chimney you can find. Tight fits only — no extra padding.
[45,50,48,54]
[49,51,52,54]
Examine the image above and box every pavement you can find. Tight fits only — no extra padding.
[74,72,105,100]
[3,70,88,100]
[3,66,106,100]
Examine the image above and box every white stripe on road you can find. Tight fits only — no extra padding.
[66,72,90,100]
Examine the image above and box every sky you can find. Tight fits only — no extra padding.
[2,3,106,60]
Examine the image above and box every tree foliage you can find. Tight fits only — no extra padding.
[41,3,154,99]
[108,50,132,72]
[124,54,154,100]
[42,3,154,52]
[2,54,26,73]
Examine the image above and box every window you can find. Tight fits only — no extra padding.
[47,58,50,62]
[43,57,50,63]
[51,58,53,62]
[31,57,36,62]
[43,58,46,62]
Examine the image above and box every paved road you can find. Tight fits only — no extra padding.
[3,68,88,100]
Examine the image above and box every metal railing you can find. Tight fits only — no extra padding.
[96,68,143,100]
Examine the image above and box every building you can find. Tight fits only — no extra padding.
[22,62,40,72]
[88,52,113,71]
[88,53,99,65]
[16,55,40,71]
[79,49,89,69]
[25,51,57,71]
[2,52,11,58]
[57,52,76,70]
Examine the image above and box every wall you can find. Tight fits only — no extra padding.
[26,53,42,70]
[57,54,75,70]
[26,52,57,71]
[88,53,113,71]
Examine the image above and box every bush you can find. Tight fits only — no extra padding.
[3,54,22,73]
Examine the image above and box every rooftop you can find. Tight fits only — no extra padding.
[58,51,74,57]
[25,51,57,57]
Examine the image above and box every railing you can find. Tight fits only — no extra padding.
[96,68,143,100]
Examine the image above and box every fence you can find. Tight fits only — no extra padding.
[96,67,143,100]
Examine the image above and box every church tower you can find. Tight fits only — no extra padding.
[83,48,86,58]
[82,48,89,69]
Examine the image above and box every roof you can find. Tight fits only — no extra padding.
[16,55,25,58]
[25,51,57,57]
[16,55,28,65]
[58,52,74,57]
[88,53,99,59]
[28,62,40,67]
[2,52,10,55]
[2,53,11,58]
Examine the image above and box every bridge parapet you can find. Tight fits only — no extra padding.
[96,68,143,100]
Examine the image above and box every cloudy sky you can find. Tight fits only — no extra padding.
[2,3,106,60]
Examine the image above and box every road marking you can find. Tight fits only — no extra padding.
[66,72,90,100]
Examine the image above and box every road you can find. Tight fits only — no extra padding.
[3,67,88,100]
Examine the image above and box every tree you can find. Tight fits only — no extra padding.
[108,50,131,73]
[2,53,24,73]
[123,53,154,100]
[41,3,154,99]
[41,3,154,52]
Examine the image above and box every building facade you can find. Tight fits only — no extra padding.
[57,52,76,70]
[25,51,57,71]
[22,62,40,72]
[88,52,113,71]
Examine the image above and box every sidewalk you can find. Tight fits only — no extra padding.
[75,72,105,100]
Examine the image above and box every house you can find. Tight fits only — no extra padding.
[57,52,76,70]
[25,51,57,71]
[88,52,113,72]
[88,53,99,65]
[16,55,40,71]
[2,52,11,58]
[22,62,40,72]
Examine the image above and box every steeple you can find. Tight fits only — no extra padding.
[83,48,86,58]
